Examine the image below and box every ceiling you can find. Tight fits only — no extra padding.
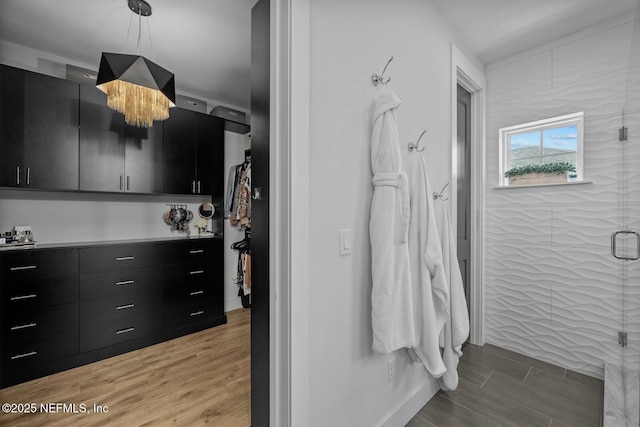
[430,0,639,65]
[0,0,637,111]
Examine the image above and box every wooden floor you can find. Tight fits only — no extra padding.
[408,343,605,427]
[0,308,251,427]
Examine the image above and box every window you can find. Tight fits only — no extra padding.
[499,112,584,186]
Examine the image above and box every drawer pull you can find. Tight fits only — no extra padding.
[189,270,204,275]
[189,249,204,254]
[11,294,37,301]
[10,265,37,271]
[190,290,204,296]
[116,280,135,286]
[116,327,135,334]
[11,322,37,331]
[116,304,135,310]
[190,310,204,317]
[11,351,37,360]
[115,256,135,261]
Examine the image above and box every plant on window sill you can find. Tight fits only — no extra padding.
[504,162,576,186]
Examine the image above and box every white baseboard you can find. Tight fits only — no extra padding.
[379,379,440,427]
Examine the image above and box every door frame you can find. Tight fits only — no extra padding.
[450,45,486,346]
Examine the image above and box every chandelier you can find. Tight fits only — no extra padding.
[96,0,175,128]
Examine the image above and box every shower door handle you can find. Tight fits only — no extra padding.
[611,230,640,260]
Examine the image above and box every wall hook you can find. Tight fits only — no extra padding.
[408,130,427,152]
[433,182,450,201]
[372,56,393,86]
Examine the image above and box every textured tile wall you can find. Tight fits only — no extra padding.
[485,16,640,379]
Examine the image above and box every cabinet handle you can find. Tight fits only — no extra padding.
[192,180,196,194]
[115,256,135,261]
[10,265,37,271]
[26,167,31,186]
[120,175,123,191]
[189,270,204,275]
[116,327,135,335]
[189,249,204,254]
[16,166,20,185]
[11,294,37,301]
[116,280,135,286]
[11,351,37,360]
[116,303,135,310]
[197,180,201,194]
[11,322,37,331]
[126,176,130,191]
[190,290,204,296]
[190,310,204,317]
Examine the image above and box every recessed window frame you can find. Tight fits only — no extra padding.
[499,112,585,187]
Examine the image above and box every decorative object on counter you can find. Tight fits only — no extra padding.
[96,0,176,128]
[163,204,193,234]
[194,202,216,235]
[0,226,37,247]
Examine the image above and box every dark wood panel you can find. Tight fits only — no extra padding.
[79,85,126,192]
[79,267,161,300]
[78,244,161,274]
[3,275,77,309]
[0,65,26,187]
[251,0,270,424]
[23,71,79,190]
[1,248,78,279]
[124,122,164,193]
[163,107,198,194]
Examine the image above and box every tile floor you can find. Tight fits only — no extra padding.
[407,343,604,427]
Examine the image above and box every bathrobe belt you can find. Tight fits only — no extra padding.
[372,172,410,243]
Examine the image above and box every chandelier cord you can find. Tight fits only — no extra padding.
[124,8,134,54]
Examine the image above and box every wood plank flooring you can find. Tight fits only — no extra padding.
[408,343,605,427]
[0,308,251,427]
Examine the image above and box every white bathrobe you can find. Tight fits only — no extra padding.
[436,202,470,390]
[370,90,415,354]
[406,154,449,377]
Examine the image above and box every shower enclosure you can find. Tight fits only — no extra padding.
[483,3,639,425]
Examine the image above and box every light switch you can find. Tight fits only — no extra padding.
[340,228,352,256]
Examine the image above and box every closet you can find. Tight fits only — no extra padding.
[224,131,252,311]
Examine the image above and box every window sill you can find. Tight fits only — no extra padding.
[494,180,593,190]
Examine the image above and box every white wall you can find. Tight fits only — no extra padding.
[484,15,640,379]
[289,0,482,425]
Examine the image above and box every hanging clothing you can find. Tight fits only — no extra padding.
[406,154,450,377]
[369,89,415,354]
[436,201,469,390]
[226,161,251,229]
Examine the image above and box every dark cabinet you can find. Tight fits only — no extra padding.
[162,239,224,330]
[0,248,79,386]
[79,86,163,193]
[163,107,224,195]
[0,64,79,190]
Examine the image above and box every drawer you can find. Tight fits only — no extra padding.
[79,244,160,274]
[3,303,78,363]
[163,298,219,330]
[163,262,217,288]
[162,239,221,265]
[80,291,162,352]
[1,248,78,280]
[79,267,161,300]
[3,275,77,310]
[163,282,215,305]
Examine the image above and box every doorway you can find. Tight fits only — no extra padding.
[456,84,472,316]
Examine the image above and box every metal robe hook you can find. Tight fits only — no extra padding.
[433,182,450,201]
[408,130,427,152]
[372,56,393,86]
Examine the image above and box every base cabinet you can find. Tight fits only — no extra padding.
[0,238,225,388]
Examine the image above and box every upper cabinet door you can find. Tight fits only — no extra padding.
[0,65,25,187]
[23,71,79,190]
[124,123,164,194]
[79,85,125,192]
[0,65,79,190]
[196,115,224,196]
[163,107,198,195]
